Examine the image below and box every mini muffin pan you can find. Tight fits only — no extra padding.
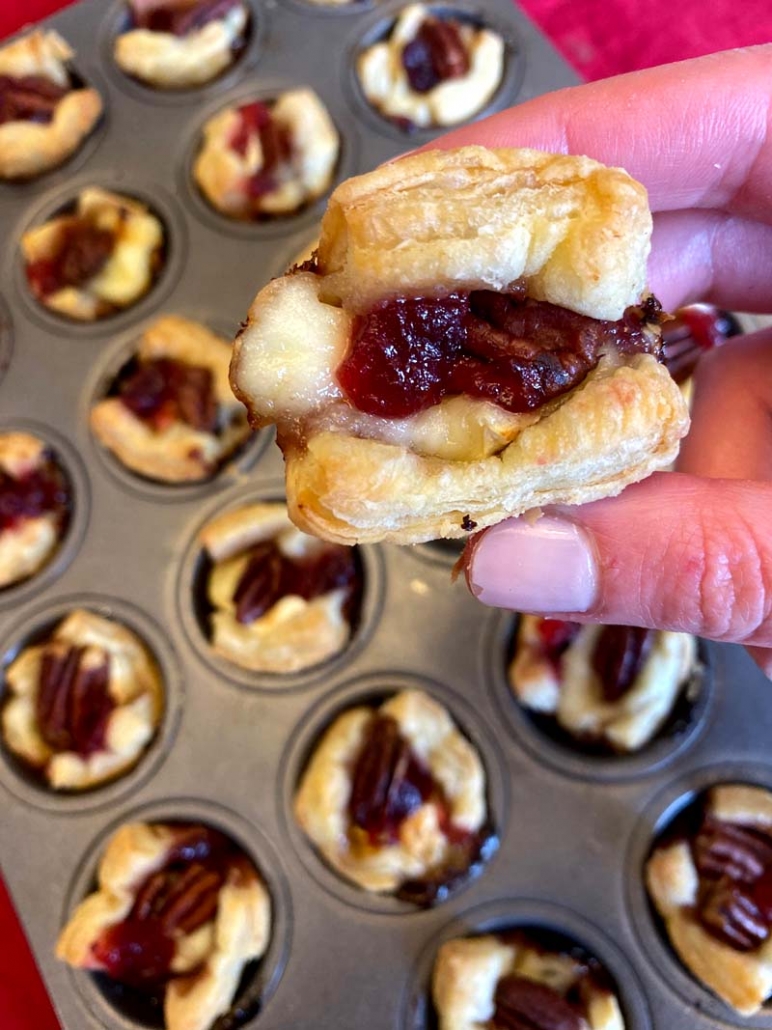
[1,1,771,1028]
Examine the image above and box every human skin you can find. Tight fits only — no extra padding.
[427,46,772,675]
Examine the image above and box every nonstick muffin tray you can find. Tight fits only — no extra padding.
[2,1,772,1028]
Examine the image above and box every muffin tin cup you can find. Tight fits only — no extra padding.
[61,796,291,1030]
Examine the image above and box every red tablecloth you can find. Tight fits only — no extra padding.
[1,1,771,1028]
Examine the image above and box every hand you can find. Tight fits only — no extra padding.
[434,46,772,675]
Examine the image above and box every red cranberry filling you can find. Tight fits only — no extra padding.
[0,458,69,534]
[535,618,581,674]
[336,288,664,419]
[92,825,244,988]
[493,974,584,1030]
[119,358,218,434]
[0,74,69,125]
[591,625,654,702]
[130,0,241,36]
[26,220,116,299]
[35,644,113,757]
[232,539,358,625]
[401,19,470,93]
[228,101,293,200]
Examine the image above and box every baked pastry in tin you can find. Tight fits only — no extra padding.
[231,146,690,545]
[1,609,163,790]
[114,0,249,89]
[90,315,249,483]
[432,931,625,1029]
[0,431,70,589]
[56,821,271,1030]
[508,616,698,753]
[22,187,165,322]
[198,501,361,673]
[194,88,339,220]
[294,688,494,903]
[357,4,505,130]
[0,30,102,180]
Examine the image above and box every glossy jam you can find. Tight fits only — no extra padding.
[0,460,69,533]
[401,19,469,93]
[35,644,113,757]
[337,290,663,419]
[232,539,358,624]
[26,221,115,299]
[0,74,68,125]
[535,618,581,674]
[228,101,293,199]
[131,0,241,36]
[119,358,217,433]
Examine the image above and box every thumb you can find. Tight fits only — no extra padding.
[466,472,772,669]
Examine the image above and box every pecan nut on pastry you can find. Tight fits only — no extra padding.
[114,0,249,89]
[1,609,163,790]
[357,4,505,131]
[0,432,70,589]
[294,689,495,904]
[230,147,690,545]
[194,88,340,220]
[0,30,103,181]
[56,821,271,1030]
[198,501,361,673]
[22,187,165,322]
[90,315,249,483]
[646,784,772,1017]
[432,931,625,1030]
[509,616,699,753]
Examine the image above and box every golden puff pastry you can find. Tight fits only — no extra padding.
[90,315,249,483]
[432,933,625,1030]
[22,187,165,322]
[57,821,271,1030]
[357,4,505,130]
[193,88,339,220]
[0,31,102,181]
[1,609,163,790]
[198,501,360,673]
[114,0,249,89]
[0,431,70,589]
[231,147,690,545]
[294,689,491,902]
[646,784,772,1017]
[509,616,698,753]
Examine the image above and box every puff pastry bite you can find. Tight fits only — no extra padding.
[509,616,699,753]
[294,689,494,904]
[231,147,690,545]
[193,89,339,220]
[0,30,102,181]
[645,784,772,1017]
[432,931,625,1030]
[1,609,163,790]
[0,431,70,589]
[57,821,271,1030]
[90,315,249,483]
[114,0,249,89]
[198,501,361,673]
[22,187,165,322]
[356,4,505,130]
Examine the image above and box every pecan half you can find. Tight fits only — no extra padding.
[35,643,113,756]
[132,862,222,935]
[119,358,218,434]
[492,975,584,1030]
[694,816,772,884]
[0,74,68,125]
[401,19,470,93]
[591,625,654,702]
[699,881,769,952]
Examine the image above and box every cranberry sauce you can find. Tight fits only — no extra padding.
[26,220,115,299]
[535,618,581,675]
[130,0,241,36]
[35,644,113,757]
[336,288,665,419]
[119,358,218,434]
[661,303,741,384]
[591,626,655,702]
[0,74,69,125]
[232,539,358,625]
[228,101,293,199]
[401,18,470,93]
[92,825,244,988]
[492,974,585,1030]
[0,457,70,534]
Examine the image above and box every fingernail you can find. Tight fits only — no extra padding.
[467,516,598,612]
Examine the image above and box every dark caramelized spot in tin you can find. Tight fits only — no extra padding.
[591,626,654,702]
[492,974,584,1030]
[119,358,218,433]
[401,18,470,93]
[26,221,116,299]
[91,825,245,989]
[0,74,69,125]
[228,101,293,199]
[232,539,358,624]
[35,643,113,757]
[0,457,69,533]
[131,0,241,35]
[337,287,664,419]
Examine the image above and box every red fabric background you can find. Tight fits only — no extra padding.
[0,1,771,1028]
